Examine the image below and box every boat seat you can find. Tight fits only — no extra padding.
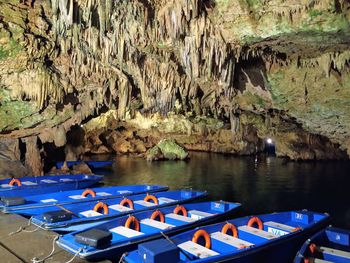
[178,241,219,259]
[108,204,133,212]
[238,226,278,241]
[319,246,350,261]
[140,219,174,230]
[68,195,87,200]
[40,179,57,183]
[188,210,214,220]
[110,226,144,238]
[21,181,38,186]
[158,197,176,204]
[79,210,103,217]
[95,192,112,196]
[134,200,157,207]
[59,178,74,182]
[211,232,254,249]
[165,213,196,223]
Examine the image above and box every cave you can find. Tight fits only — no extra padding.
[0,1,350,261]
[0,0,349,174]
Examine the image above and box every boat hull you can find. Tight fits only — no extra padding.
[125,210,331,263]
[30,190,207,230]
[0,185,168,214]
[0,174,103,198]
[56,201,241,260]
[294,226,350,263]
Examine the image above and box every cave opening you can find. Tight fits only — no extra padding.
[263,137,276,155]
[42,143,65,172]
[18,138,26,164]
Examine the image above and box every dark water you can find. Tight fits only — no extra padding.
[102,152,350,229]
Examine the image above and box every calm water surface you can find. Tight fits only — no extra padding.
[102,152,350,229]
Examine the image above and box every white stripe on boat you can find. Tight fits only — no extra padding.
[40,198,58,203]
[79,210,102,217]
[60,179,73,182]
[117,190,132,194]
[134,200,156,207]
[188,210,214,220]
[165,213,196,222]
[178,241,219,259]
[96,192,112,196]
[210,232,254,248]
[110,226,144,238]
[108,204,133,212]
[158,197,176,204]
[22,181,38,186]
[238,226,278,240]
[40,179,57,183]
[140,218,174,230]
[320,246,350,259]
[68,195,87,200]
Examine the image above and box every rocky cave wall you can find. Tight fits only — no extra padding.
[0,0,349,173]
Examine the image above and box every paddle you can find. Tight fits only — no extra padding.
[55,204,80,218]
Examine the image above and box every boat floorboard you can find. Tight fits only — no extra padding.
[0,213,112,263]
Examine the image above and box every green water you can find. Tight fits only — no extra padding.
[102,152,350,229]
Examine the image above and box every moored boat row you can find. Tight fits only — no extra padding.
[0,161,346,262]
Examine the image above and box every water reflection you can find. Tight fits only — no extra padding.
[103,152,350,228]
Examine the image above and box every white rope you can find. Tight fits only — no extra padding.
[118,252,128,263]
[31,236,59,263]
[8,217,34,236]
[64,247,83,263]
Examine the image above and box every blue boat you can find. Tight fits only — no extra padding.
[29,190,207,231]
[0,174,103,198]
[294,226,350,263]
[125,210,330,263]
[56,201,241,260]
[0,185,168,214]
[56,161,113,169]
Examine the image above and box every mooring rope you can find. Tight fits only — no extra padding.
[9,217,45,236]
[118,252,128,263]
[8,217,46,236]
[64,247,83,263]
[31,235,59,263]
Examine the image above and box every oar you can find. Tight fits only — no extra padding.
[55,204,80,218]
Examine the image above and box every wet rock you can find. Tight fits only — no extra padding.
[0,158,28,179]
[146,139,189,161]
[112,138,133,154]
[0,137,27,179]
[23,136,43,176]
[71,163,93,175]
[146,146,163,161]
[90,145,111,154]
[133,139,147,153]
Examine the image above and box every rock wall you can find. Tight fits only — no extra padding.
[0,0,349,172]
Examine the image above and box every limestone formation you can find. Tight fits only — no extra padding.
[0,0,349,164]
[146,139,189,161]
